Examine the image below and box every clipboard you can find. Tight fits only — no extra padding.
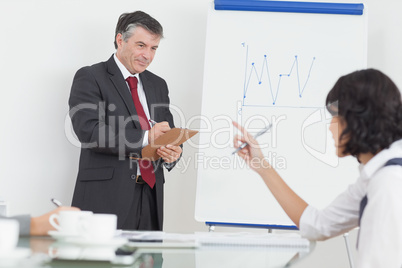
[131,128,198,161]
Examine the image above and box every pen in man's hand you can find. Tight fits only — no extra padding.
[149,119,157,127]
[51,198,62,207]
[232,124,272,155]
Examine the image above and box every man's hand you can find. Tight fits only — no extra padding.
[148,121,170,144]
[157,144,182,163]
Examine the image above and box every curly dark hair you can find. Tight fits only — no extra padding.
[326,68,402,157]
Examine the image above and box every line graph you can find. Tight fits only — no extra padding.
[242,44,316,108]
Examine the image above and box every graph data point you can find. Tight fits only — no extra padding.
[243,52,315,107]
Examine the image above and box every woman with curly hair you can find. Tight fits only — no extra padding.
[233,69,402,267]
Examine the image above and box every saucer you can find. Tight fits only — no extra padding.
[48,230,81,240]
[63,237,128,248]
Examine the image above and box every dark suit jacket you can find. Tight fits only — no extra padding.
[68,55,177,230]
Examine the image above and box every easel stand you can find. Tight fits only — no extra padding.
[209,225,273,233]
[343,233,355,268]
[206,221,298,232]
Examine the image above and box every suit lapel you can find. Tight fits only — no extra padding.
[106,56,141,129]
[140,71,157,121]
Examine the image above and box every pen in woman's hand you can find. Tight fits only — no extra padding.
[51,198,62,207]
[232,123,272,155]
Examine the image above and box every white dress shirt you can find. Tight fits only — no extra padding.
[113,54,151,176]
[113,54,153,133]
[300,139,402,268]
[113,54,175,173]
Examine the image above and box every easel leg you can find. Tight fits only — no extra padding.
[343,232,354,268]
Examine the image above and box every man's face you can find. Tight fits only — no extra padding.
[116,26,161,74]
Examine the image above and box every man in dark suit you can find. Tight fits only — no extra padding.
[68,11,182,230]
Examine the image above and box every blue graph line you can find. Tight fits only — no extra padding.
[243,45,316,106]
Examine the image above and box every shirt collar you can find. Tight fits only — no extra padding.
[360,139,402,180]
[113,53,139,80]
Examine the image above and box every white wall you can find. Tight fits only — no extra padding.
[0,0,401,266]
[0,0,209,230]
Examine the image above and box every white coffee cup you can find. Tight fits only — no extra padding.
[49,210,92,235]
[81,213,117,241]
[0,219,19,253]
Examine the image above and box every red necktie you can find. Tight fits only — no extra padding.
[126,76,156,189]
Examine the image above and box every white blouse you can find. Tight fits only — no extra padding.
[300,139,402,268]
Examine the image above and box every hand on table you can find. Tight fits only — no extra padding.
[30,206,80,236]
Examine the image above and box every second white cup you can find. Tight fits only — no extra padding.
[80,213,117,242]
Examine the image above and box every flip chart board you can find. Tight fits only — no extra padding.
[195,1,367,228]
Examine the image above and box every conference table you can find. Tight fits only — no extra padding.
[3,235,317,268]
